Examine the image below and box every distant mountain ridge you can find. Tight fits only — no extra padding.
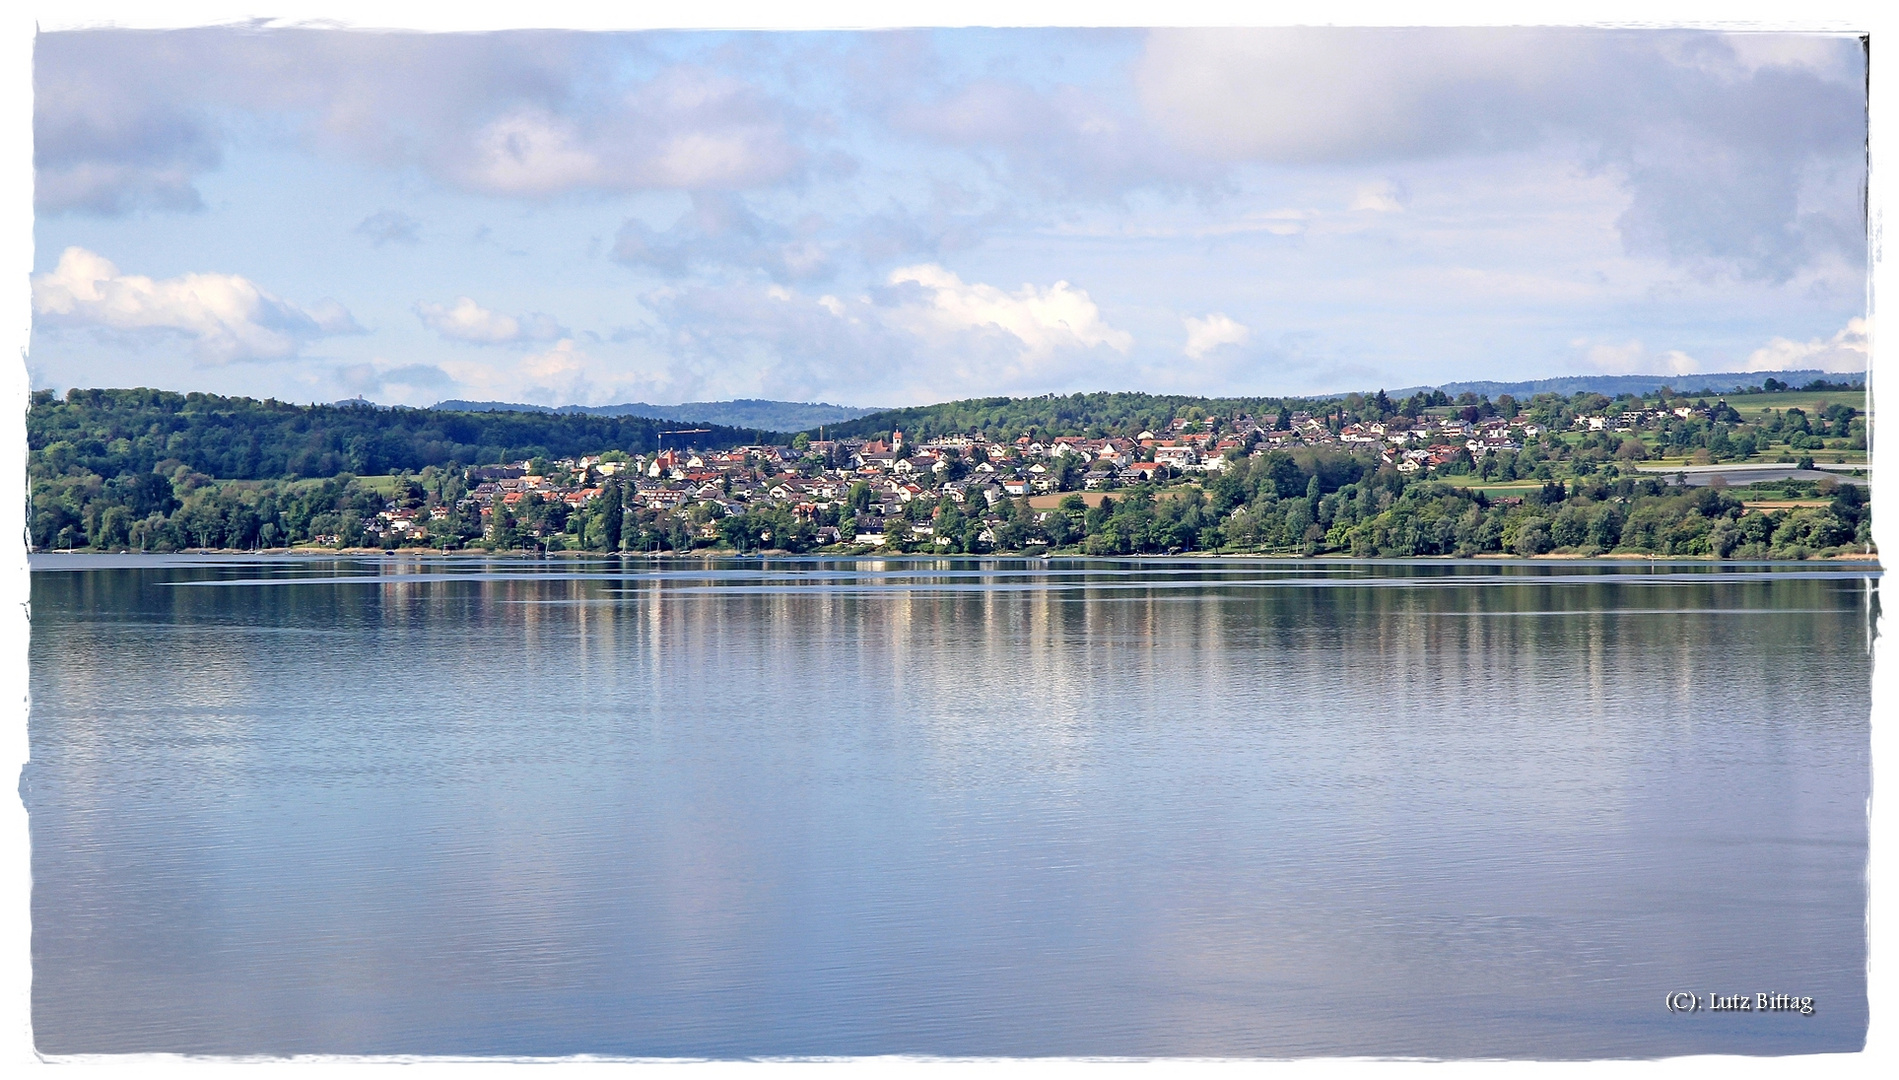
[1389,369,1862,400]
[416,368,1859,440]
[432,398,885,431]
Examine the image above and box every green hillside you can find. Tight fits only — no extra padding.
[30,387,774,481]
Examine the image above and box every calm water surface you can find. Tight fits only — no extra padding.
[26,555,1875,1057]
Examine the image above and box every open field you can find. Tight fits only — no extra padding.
[230,473,409,494]
[1027,488,1199,510]
[1723,388,1867,415]
[1446,480,1545,496]
[1027,492,1114,509]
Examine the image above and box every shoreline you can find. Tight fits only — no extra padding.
[28,547,1883,565]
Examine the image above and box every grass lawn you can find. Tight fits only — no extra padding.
[1027,487,1199,510]
[1740,499,1831,510]
[1642,450,1867,467]
[1448,480,1545,495]
[262,473,407,494]
[192,474,410,501]
[1724,387,1867,415]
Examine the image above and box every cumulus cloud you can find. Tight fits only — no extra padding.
[415,297,566,346]
[355,209,421,246]
[448,83,803,198]
[856,28,1863,279]
[613,192,833,283]
[621,268,1143,406]
[517,339,594,403]
[34,29,804,214]
[427,337,669,408]
[31,247,361,362]
[885,264,1132,359]
[1182,313,1251,359]
[1130,28,1866,281]
[1575,340,1699,375]
[1572,323,1866,378]
[619,257,1138,397]
[1743,317,1868,372]
[335,360,456,404]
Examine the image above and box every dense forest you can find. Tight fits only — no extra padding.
[28,388,771,481]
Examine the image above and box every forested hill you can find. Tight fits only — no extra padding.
[29,388,775,481]
[819,391,1351,441]
[816,377,1867,441]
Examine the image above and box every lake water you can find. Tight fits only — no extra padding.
[25,554,1875,1058]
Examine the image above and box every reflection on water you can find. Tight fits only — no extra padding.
[27,555,1875,1057]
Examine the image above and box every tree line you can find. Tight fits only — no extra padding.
[27,387,1873,559]
[29,388,770,481]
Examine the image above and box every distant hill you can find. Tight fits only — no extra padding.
[432,398,886,431]
[1390,369,1863,400]
[32,388,772,480]
[814,372,1870,442]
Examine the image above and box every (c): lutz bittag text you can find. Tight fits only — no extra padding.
[1666,992,1814,1015]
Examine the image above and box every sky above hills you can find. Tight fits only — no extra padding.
[26,23,1872,408]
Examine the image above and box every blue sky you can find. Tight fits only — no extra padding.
[26,24,1871,407]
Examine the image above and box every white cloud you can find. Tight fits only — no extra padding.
[1350,181,1406,213]
[443,67,802,198]
[886,264,1133,360]
[461,108,603,196]
[1743,317,1868,372]
[415,297,565,345]
[1133,28,1865,282]
[1182,313,1251,359]
[625,276,1163,408]
[334,360,455,406]
[432,338,637,407]
[1135,28,1564,165]
[1657,350,1700,375]
[1576,340,1699,375]
[31,246,358,363]
[36,34,804,213]
[1572,323,1866,378]
[523,338,584,376]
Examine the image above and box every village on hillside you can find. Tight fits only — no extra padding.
[364,387,1863,557]
[376,408,1538,550]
